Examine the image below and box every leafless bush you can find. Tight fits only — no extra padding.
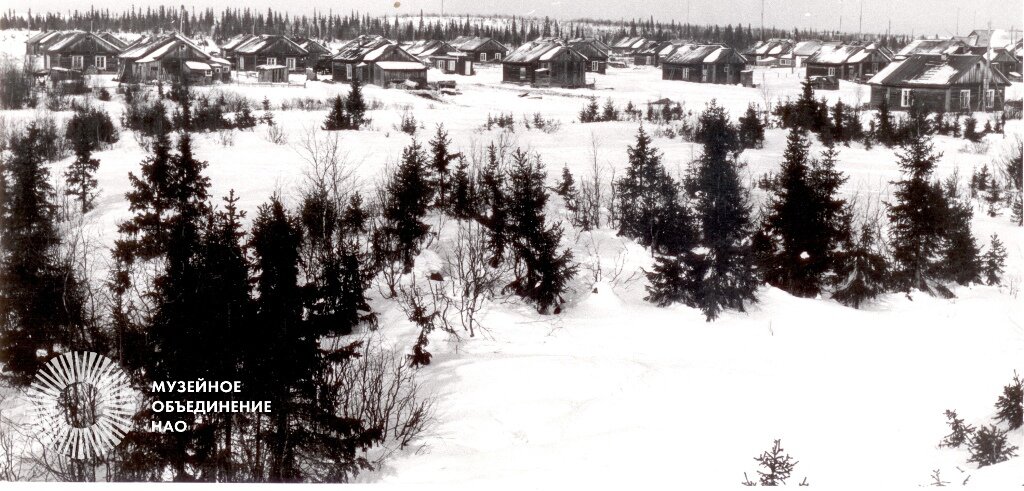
[397,274,459,366]
[216,128,235,146]
[440,220,507,337]
[264,123,288,145]
[295,125,359,208]
[960,140,990,155]
[326,336,435,463]
[577,233,641,289]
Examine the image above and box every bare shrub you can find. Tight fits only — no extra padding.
[440,220,507,337]
[326,336,435,463]
[265,122,288,145]
[216,128,235,146]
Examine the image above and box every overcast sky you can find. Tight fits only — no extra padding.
[8,0,1021,37]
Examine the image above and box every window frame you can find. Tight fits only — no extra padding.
[900,89,911,108]
[592,61,599,71]
[960,89,971,110]
[94,55,106,70]
[286,57,296,70]
[480,52,487,62]
[71,55,84,69]
[827,66,836,76]
[985,89,995,108]
[266,57,277,66]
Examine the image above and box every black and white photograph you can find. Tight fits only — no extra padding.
[0,0,1021,486]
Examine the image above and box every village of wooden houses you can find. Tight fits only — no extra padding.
[15,22,1022,113]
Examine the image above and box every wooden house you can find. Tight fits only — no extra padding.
[743,39,795,67]
[569,38,610,74]
[405,39,473,75]
[221,34,308,72]
[633,40,687,67]
[501,39,588,88]
[895,38,969,60]
[970,47,1022,79]
[783,40,824,68]
[610,37,654,55]
[331,35,426,87]
[25,31,123,74]
[293,37,333,73]
[449,36,509,63]
[966,29,1014,49]
[661,44,746,84]
[868,54,1011,113]
[117,33,224,84]
[805,44,893,81]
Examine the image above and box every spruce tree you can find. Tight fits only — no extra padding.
[760,129,850,297]
[322,95,348,131]
[65,126,101,214]
[345,78,367,129]
[935,184,981,286]
[505,150,577,313]
[963,115,980,142]
[429,124,459,208]
[617,126,696,255]
[832,224,888,308]
[738,104,765,149]
[0,124,89,386]
[981,234,1006,286]
[480,143,508,266]
[685,102,758,320]
[874,97,896,147]
[382,139,432,272]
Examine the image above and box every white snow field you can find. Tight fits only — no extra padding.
[1,29,1023,486]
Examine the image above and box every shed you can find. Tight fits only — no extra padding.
[256,64,289,83]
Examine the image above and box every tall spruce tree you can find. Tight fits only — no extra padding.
[65,125,101,214]
[685,102,758,320]
[0,124,89,386]
[429,124,458,209]
[322,95,349,131]
[505,150,577,313]
[738,104,765,149]
[886,138,965,294]
[381,139,432,272]
[617,125,696,255]
[345,78,367,129]
[480,143,508,266]
[874,97,896,147]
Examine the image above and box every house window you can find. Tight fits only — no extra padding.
[780,58,790,66]
[480,52,487,62]
[960,89,971,110]
[239,57,245,70]
[900,89,911,108]
[827,66,836,76]
[701,67,709,82]
[286,57,296,70]
[682,67,689,79]
[436,60,444,69]
[94,56,106,70]
[71,55,84,69]
[494,53,502,61]
[448,60,456,71]
[267,57,277,66]
[519,67,526,80]
[646,56,653,65]
[346,64,353,79]
[592,61,599,71]
[205,70,212,76]
[724,65,731,75]
[985,89,995,109]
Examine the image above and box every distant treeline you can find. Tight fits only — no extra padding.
[0,8,911,49]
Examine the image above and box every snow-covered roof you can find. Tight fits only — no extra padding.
[256,64,287,69]
[185,61,211,70]
[333,35,395,61]
[896,38,968,58]
[375,61,427,71]
[504,39,585,63]
[449,36,507,52]
[663,44,744,65]
[868,53,1010,87]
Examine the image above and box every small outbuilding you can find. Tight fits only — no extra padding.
[256,64,289,83]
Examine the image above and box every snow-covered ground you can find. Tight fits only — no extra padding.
[1,29,1022,486]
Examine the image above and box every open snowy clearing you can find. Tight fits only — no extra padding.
[1,29,1022,486]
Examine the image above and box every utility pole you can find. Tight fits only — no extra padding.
[761,0,765,41]
[859,0,863,40]
[839,0,843,35]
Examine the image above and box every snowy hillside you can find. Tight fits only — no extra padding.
[0,27,1022,486]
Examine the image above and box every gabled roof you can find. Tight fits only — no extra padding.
[806,44,862,64]
[449,36,508,52]
[568,38,610,60]
[967,29,1013,49]
[293,37,331,54]
[504,38,586,63]
[868,54,1011,87]
[44,31,123,54]
[120,33,211,63]
[611,36,649,50]
[332,35,395,61]
[791,40,824,57]
[404,39,455,58]
[99,32,128,50]
[221,33,255,52]
[745,39,794,57]
[896,38,969,58]
[663,44,745,65]
[231,35,307,56]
